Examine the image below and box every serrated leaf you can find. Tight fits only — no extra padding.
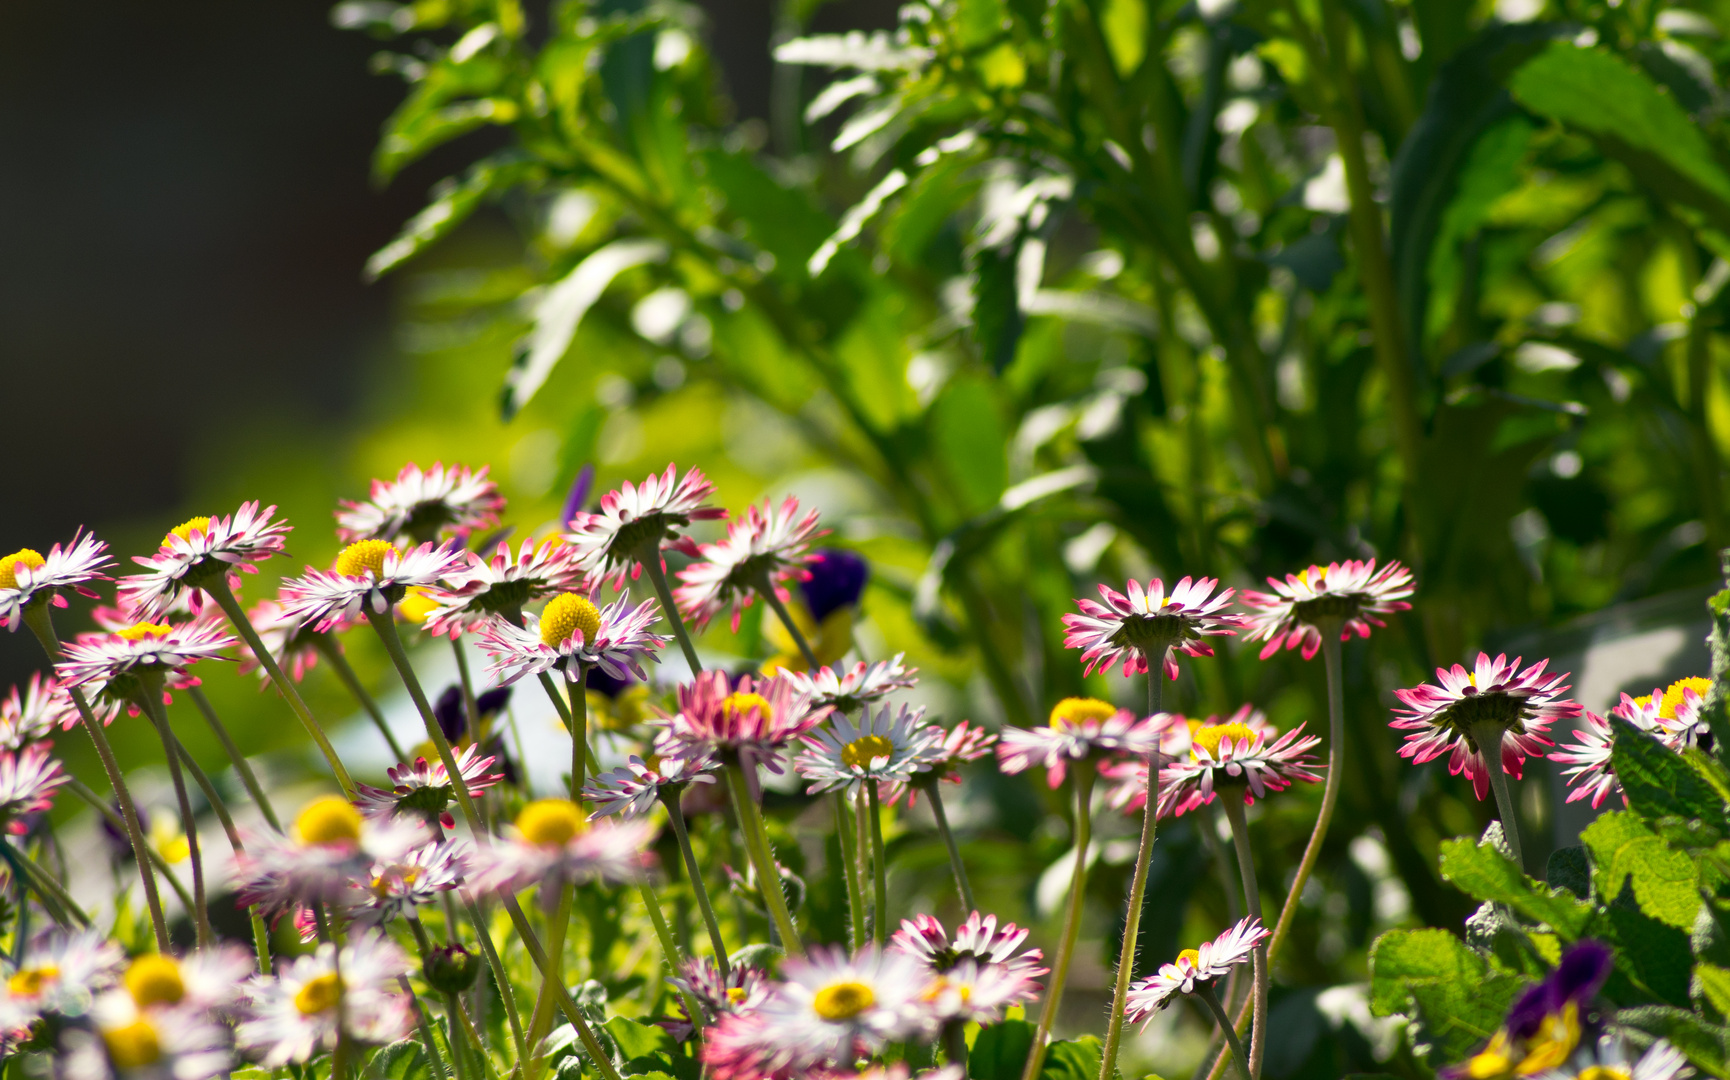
[1042,1037,1108,1080]
[970,1020,1035,1080]
[1609,716,1729,830]
[606,1017,674,1061]
[1612,1006,1730,1077]
[1439,836,1593,938]
[1368,928,1525,1066]
[1700,963,1730,1016]
[1604,898,1695,1007]
[1583,810,1702,931]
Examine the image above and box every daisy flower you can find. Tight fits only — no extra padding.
[885,720,997,806]
[0,531,112,632]
[564,463,726,590]
[891,911,1047,982]
[348,839,469,928]
[1154,714,1323,818]
[783,654,918,714]
[63,992,231,1080]
[918,959,1038,1025]
[236,598,348,684]
[118,947,255,1013]
[0,673,73,749]
[1552,711,1630,811]
[420,536,589,637]
[796,702,940,798]
[668,956,770,1038]
[1390,653,1579,801]
[354,745,505,829]
[1061,576,1246,681]
[1124,917,1268,1022]
[1639,675,1711,748]
[657,669,831,773]
[55,621,236,706]
[0,929,124,1027]
[1239,559,1414,661]
[472,592,670,686]
[236,933,415,1066]
[335,461,505,545]
[468,798,654,903]
[584,754,718,819]
[674,496,825,632]
[996,698,1167,788]
[280,539,468,632]
[1102,707,1272,813]
[235,795,428,914]
[0,743,69,834]
[119,504,291,622]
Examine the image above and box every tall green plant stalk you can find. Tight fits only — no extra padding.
[639,544,703,675]
[566,674,589,802]
[1020,765,1095,1080]
[1195,984,1252,1080]
[834,792,867,950]
[924,783,974,913]
[758,574,821,671]
[166,736,272,972]
[1474,723,1525,870]
[723,762,805,956]
[638,881,707,1026]
[664,791,731,974]
[1220,798,1267,1080]
[136,687,213,947]
[866,783,889,947]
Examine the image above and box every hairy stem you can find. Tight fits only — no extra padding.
[138,689,213,947]
[723,762,805,956]
[757,572,821,671]
[664,792,730,975]
[866,783,889,947]
[640,543,703,676]
[1196,983,1252,1080]
[1474,721,1525,871]
[926,783,975,914]
[1020,766,1095,1080]
[1220,798,1267,1080]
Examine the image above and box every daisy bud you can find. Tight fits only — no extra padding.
[423,945,483,994]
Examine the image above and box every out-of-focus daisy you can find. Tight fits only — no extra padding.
[0,673,72,749]
[280,540,467,631]
[468,798,653,904]
[348,839,469,928]
[1628,676,1712,749]
[473,593,669,686]
[235,933,415,1066]
[918,959,1038,1025]
[796,702,939,798]
[1154,714,1323,818]
[1101,707,1271,813]
[564,464,725,590]
[235,795,427,914]
[0,743,69,834]
[996,698,1167,787]
[783,654,918,714]
[1240,559,1414,661]
[119,947,254,1013]
[674,496,824,632]
[336,462,505,545]
[886,720,997,807]
[892,912,1047,982]
[120,504,290,622]
[420,536,589,637]
[667,956,769,1038]
[1443,940,1620,1080]
[0,929,124,1027]
[63,992,231,1080]
[0,531,111,632]
[1390,653,1579,801]
[56,621,236,707]
[235,598,348,685]
[1552,711,1629,811]
[1124,917,1268,1022]
[354,745,504,829]
[1061,576,1245,681]
[760,548,869,676]
[658,670,830,773]
[584,754,718,819]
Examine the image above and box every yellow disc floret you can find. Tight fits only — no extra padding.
[517,798,587,847]
[0,550,45,591]
[1049,697,1117,728]
[726,986,748,1004]
[399,586,439,625]
[1575,1068,1632,1080]
[841,735,895,769]
[115,622,173,642]
[294,972,345,1016]
[721,692,773,722]
[7,965,57,997]
[1190,721,1256,760]
[1464,1030,1516,1080]
[541,593,602,647]
[1515,1002,1580,1074]
[164,516,212,548]
[103,1019,164,1068]
[124,954,186,1007]
[812,980,876,1021]
[1661,676,1712,719]
[294,795,364,847]
[1175,948,1202,969]
[336,539,398,578]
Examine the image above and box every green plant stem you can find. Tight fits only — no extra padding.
[23,608,169,952]
[210,577,356,797]
[187,685,283,833]
[757,573,820,671]
[313,636,410,762]
[722,762,805,956]
[251,909,272,975]
[664,792,730,975]
[462,896,529,1068]
[866,783,889,947]
[1220,798,1267,1080]
[404,976,453,1080]
[166,738,275,974]
[640,543,702,676]
[65,778,195,914]
[7,846,89,927]
[1474,721,1525,870]
[942,1021,969,1071]
[1020,766,1095,1080]
[1196,984,1252,1080]
[525,887,573,1078]
[137,689,213,947]
[925,783,974,914]
[566,673,589,802]
[638,881,707,1028]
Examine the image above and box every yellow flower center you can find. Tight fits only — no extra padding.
[721,692,773,722]
[0,550,45,591]
[124,954,186,1007]
[6,965,57,996]
[812,980,876,1021]
[1191,721,1256,760]
[294,796,364,846]
[115,622,174,642]
[1049,697,1117,728]
[1630,693,1653,710]
[164,516,212,547]
[335,539,398,578]
[1515,1003,1580,1074]
[841,735,896,769]
[294,972,345,1016]
[726,987,747,1004]
[1575,1069,1631,1080]
[541,593,602,647]
[102,1019,163,1068]
[1465,1030,1516,1079]
[1175,948,1201,968]
[517,799,587,847]
[1661,676,1712,719]
[399,586,439,624]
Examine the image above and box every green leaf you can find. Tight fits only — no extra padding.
[929,374,1009,515]
[1700,963,1730,1017]
[363,1038,427,1080]
[1097,0,1145,77]
[1546,846,1591,900]
[970,1020,1035,1080]
[367,155,532,280]
[606,1017,674,1061]
[1609,716,1730,831]
[1438,836,1593,938]
[1042,1037,1108,1080]
[1601,895,1695,1007]
[1583,811,1701,931]
[1368,928,1525,1066]
[972,239,1025,375]
[1611,1006,1730,1077]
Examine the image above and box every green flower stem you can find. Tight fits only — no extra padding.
[942,1021,969,1071]
[757,573,820,671]
[925,783,974,914]
[165,736,275,974]
[1195,983,1252,1080]
[313,636,410,763]
[1200,806,1244,1012]
[23,607,169,952]
[1019,765,1096,1080]
[250,908,272,976]
[408,918,465,1080]
[866,783,889,948]
[722,762,805,956]
[209,577,356,797]
[462,896,529,1068]
[639,543,703,676]
[136,688,214,947]
[567,673,589,802]
[1474,721,1525,870]
[524,886,572,1072]
[496,889,623,1080]
[403,975,453,1080]
[835,793,867,950]
[1098,654,1169,1080]
[187,685,282,833]
[65,778,195,914]
[6,846,88,927]
[638,881,708,1028]
[664,792,730,976]
[1220,798,1268,1080]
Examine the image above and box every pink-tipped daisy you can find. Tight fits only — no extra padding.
[674,496,825,632]
[795,702,940,798]
[1154,714,1323,818]
[1101,706,1271,813]
[473,592,670,686]
[55,620,236,707]
[468,798,654,904]
[1062,576,1246,681]
[117,946,255,1014]
[0,929,124,1028]
[354,745,505,829]
[68,991,232,1079]
[883,719,998,806]
[918,959,1039,1025]
[420,536,589,637]
[1240,559,1414,660]
[657,669,832,773]
[783,654,919,714]
[348,839,470,928]
[996,698,1168,788]
[1124,917,1268,1021]
[668,957,770,1038]
[891,911,1047,983]
[235,795,428,914]
[119,504,291,622]
[564,463,726,591]
[0,531,112,632]
[235,932,415,1066]
[279,539,468,632]
[0,744,69,834]
[584,754,718,819]
[1390,653,1579,801]
[335,462,505,545]
[1640,676,1711,749]
[1552,711,1626,811]
[0,673,73,749]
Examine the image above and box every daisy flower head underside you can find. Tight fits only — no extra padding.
[1102,706,1273,813]
[237,795,428,913]
[1155,714,1323,818]
[892,911,1048,983]
[120,503,290,622]
[0,743,70,833]
[335,461,505,545]
[675,495,825,632]
[784,653,919,714]
[584,753,718,819]
[1062,576,1245,681]
[0,530,111,632]
[474,592,670,686]
[470,798,655,902]
[420,535,589,637]
[280,539,468,632]
[0,673,74,749]
[354,744,505,827]
[996,697,1168,787]
[659,669,832,772]
[796,701,940,798]
[1391,652,1579,801]
[565,463,725,590]
[55,620,237,706]
[237,597,344,684]
[1240,558,1414,660]
[1124,917,1268,1022]
[236,933,415,1066]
